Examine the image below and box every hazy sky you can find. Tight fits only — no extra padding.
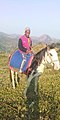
[0,0,60,38]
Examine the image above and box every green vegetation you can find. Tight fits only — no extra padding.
[0,49,60,120]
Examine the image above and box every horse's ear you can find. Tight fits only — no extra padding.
[48,43,55,49]
[46,45,50,51]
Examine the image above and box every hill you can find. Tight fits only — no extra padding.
[0,32,18,52]
[39,34,52,44]
[0,32,60,52]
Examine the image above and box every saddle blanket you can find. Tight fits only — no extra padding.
[9,50,33,72]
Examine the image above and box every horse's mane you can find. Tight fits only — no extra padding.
[35,47,47,62]
[30,47,47,70]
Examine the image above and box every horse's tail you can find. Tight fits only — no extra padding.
[9,54,12,60]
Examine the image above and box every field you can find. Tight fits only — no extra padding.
[0,47,60,120]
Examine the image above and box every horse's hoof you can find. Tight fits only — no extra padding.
[13,86,15,89]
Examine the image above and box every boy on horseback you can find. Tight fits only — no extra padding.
[18,27,33,73]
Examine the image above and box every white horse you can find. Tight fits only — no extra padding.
[9,46,60,96]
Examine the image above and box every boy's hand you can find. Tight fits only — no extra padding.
[26,50,33,54]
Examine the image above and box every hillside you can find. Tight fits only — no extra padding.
[0,32,18,52]
[0,44,60,119]
[0,32,60,53]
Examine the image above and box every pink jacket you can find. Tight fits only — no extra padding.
[20,35,32,51]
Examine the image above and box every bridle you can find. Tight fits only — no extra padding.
[46,52,59,65]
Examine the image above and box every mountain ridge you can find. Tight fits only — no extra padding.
[0,32,60,52]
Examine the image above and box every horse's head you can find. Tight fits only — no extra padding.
[27,46,60,78]
[46,48,60,70]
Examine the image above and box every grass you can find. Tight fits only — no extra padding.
[0,50,60,120]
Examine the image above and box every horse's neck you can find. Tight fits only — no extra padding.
[37,59,45,73]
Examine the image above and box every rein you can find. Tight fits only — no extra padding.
[47,52,59,65]
[34,57,39,64]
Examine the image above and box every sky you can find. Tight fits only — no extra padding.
[0,0,60,38]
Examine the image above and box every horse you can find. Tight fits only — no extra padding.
[8,46,60,97]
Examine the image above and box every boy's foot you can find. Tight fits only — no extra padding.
[19,69,22,73]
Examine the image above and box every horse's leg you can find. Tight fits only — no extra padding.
[15,71,18,86]
[34,76,39,95]
[24,70,34,97]
[24,70,41,97]
[11,70,15,89]
[24,77,32,98]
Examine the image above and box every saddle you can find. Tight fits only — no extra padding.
[9,50,34,72]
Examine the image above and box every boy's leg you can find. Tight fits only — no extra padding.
[19,54,26,73]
